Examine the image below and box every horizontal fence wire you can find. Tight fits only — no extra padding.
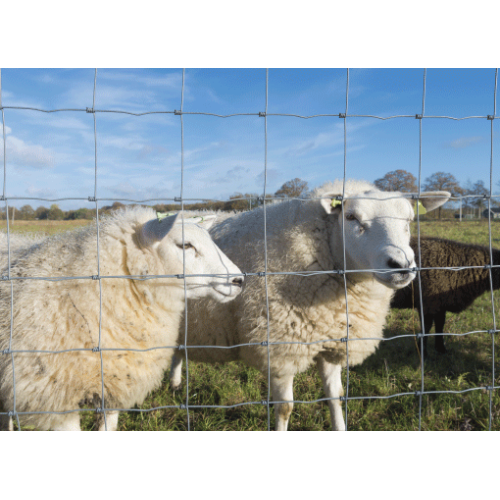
[0,68,499,430]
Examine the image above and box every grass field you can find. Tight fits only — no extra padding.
[4,219,500,430]
[0,219,91,236]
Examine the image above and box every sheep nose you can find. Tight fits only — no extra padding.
[232,277,244,287]
[387,258,409,275]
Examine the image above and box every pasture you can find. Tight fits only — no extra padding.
[3,218,500,430]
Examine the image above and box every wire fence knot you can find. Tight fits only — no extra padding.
[174,196,182,202]
[2,349,10,355]
[179,403,186,410]
[174,110,182,115]
[261,400,268,405]
[340,337,348,343]
[415,114,423,119]
[95,407,103,413]
[485,386,493,391]
[91,275,99,280]
[488,329,496,335]
[0,195,4,201]
[1,275,9,281]
[414,391,422,397]
[92,346,100,353]
[257,272,266,277]
[487,115,495,120]
[484,264,492,270]
[261,341,268,347]
[7,411,14,417]
[178,344,185,350]
[88,196,96,202]
[258,111,266,117]
[176,274,184,279]
[86,107,94,113]
[339,113,346,118]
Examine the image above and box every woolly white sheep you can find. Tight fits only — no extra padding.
[169,180,450,430]
[0,207,243,431]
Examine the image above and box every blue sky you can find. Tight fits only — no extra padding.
[0,68,499,210]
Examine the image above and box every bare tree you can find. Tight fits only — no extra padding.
[465,180,489,211]
[423,172,463,219]
[275,178,309,199]
[374,170,417,192]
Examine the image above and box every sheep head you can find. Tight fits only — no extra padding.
[320,188,450,289]
[137,213,244,303]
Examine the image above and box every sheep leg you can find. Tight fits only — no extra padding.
[170,353,183,391]
[433,310,447,354]
[0,415,13,431]
[98,411,119,431]
[317,355,345,431]
[417,311,434,359]
[270,374,294,431]
[52,413,81,431]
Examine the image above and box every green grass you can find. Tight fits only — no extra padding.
[0,219,91,236]
[8,219,500,430]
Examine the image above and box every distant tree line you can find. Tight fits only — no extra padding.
[0,178,311,221]
[374,169,497,219]
[3,172,493,222]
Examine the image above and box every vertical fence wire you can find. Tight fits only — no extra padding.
[341,68,350,431]
[486,68,498,431]
[0,69,21,431]
[416,68,427,431]
[263,68,271,430]
[92,69,108,431]
[180,69,191,431]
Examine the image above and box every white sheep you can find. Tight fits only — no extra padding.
[169,180,450,430]
[0,207,243,431]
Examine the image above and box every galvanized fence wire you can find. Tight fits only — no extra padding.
[0,68,499,430]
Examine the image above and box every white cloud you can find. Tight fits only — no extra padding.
[6,135,55,169]
[99,70,182,90]
[106,181,175,200]
[445,136,484,149]
[25,185,58,198]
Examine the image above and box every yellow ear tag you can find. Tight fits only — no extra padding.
[190,216,205,223]
[331,199,342,209]
[414,201,427,215]
[157,212,177,223]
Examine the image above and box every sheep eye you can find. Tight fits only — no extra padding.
[346,213,357,221]
[176,242,194,250]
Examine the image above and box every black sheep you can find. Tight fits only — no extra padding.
[391,236,500,354]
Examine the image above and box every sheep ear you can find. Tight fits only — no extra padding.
[140,213,179,246]
[320,192,343,214]
[418,191,451,212]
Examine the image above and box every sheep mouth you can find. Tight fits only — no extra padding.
[212,284,243,299]
[374,271,416,289]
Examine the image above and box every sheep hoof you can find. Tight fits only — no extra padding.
[170,382,182,392]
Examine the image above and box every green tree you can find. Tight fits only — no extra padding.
[48,204,64,221]
[35,206,50,220]
[19,205,35,220]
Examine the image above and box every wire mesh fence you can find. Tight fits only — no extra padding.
[0,68,498,430]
